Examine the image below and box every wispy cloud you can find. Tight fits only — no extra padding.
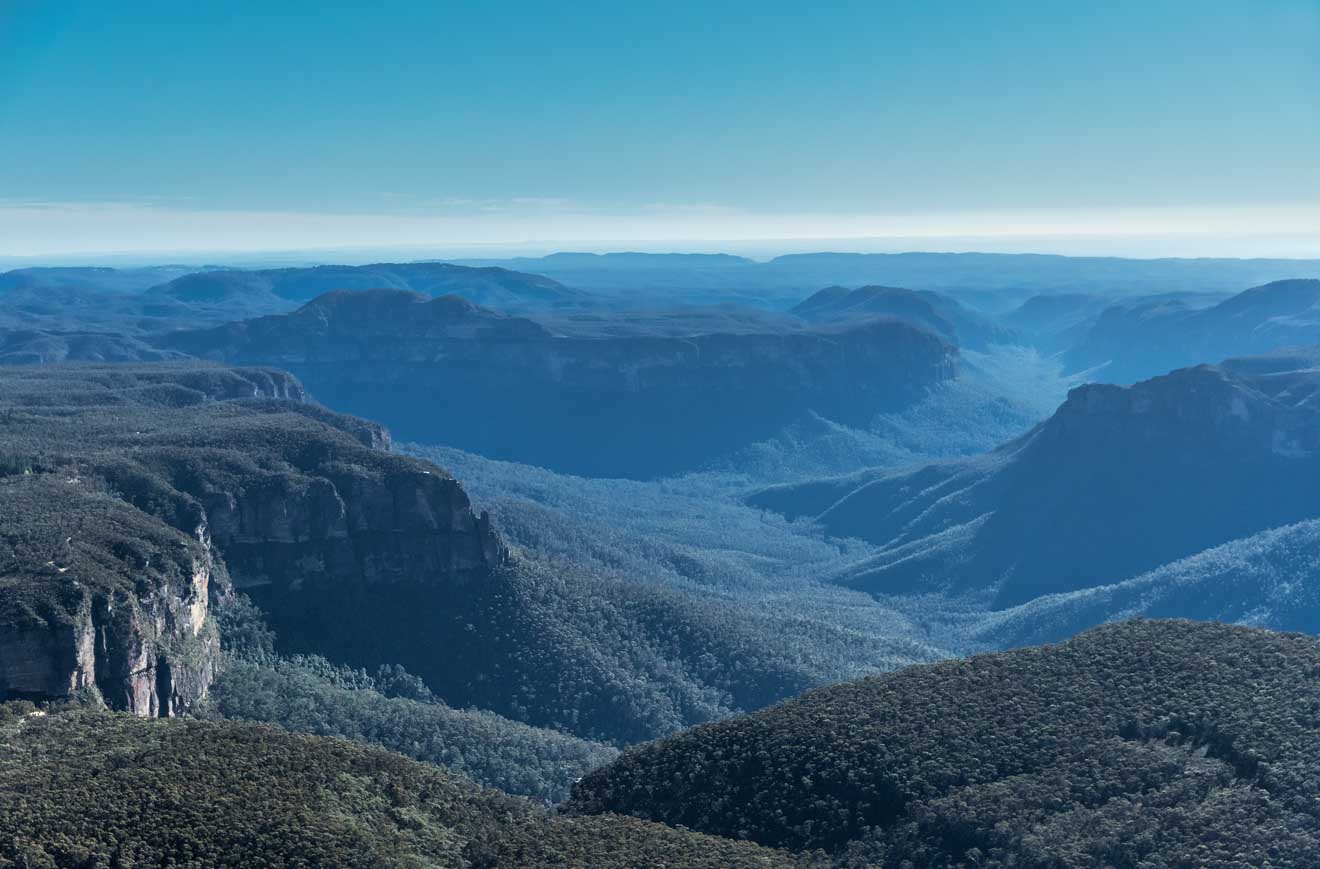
[2,198,1320,259]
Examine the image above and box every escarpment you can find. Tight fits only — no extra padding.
[0,363,505,715]
[162,290,958,477]
[0,475,218,717]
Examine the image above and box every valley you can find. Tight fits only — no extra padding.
[3,254,1320,866]
[8,5,1320,862]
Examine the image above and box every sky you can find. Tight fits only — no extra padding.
[1,0,1319,259]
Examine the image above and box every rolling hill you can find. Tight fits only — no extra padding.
[0,709,794,867]
[793,284,1018,350]
[570,619,1320,866]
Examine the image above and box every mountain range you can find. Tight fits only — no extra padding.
[161,289,958,477]
[6,253,1320,865]
[1064,278,1320,383]
[752,347,1320,606]
[456,251,1320,306]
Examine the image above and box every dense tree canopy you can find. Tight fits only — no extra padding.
[570,620,1320,866]
[0,709,798,868]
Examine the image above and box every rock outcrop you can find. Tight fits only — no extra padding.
[0,476,218,717]
[0,363,505,715]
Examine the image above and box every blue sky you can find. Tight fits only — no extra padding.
[1,0,1318,257]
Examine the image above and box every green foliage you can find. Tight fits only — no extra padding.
[0,472,203,632]
[0,711,797,867]
[404,443,949,745]
[570,620,1320,866]
[200,651,618,804]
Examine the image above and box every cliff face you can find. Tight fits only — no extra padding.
[204,469,501,592]
[0,363,504,716]
[163,290,957,477]
[0,476,219,717]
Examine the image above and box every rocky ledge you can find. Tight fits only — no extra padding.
[0,363,504,715]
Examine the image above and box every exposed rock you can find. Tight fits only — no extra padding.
[0,475,219,717]
[0,363,505,715]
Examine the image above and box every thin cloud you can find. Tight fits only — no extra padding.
[2,199,1320,259]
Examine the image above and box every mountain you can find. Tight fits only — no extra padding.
[0,282,297,336]
[998,292,1113,353]
[751,350,1320,606]
[793,284,1018,349]
[569,620,1320,865]
[161,289,958,478]
[147,261,593,312]
[0,361,939,749]
[0,710,794,867]
[456,251,1320,307]
[0,265,204,295]
[1065,278,1320,383]
[0,329,187,363]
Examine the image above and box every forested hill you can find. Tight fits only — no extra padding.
[0,709,796,867]
[570,619,1320,866]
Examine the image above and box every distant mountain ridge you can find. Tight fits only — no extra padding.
[752,348,1320,605]
[456,251,1320,304]
[1065,278,1320,382]
[793,284,1018,349]
[0,265,205,295]
[161,289,958,477]
[147,261,592,313]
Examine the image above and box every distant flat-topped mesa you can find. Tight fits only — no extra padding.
[161,290,957,478]
[144,261,593,313]
[0,363,504,716]
[751,348,1320,606]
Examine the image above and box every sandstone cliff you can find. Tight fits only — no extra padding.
[0,363,504,715]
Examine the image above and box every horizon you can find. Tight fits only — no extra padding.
[8,239,1320,272]
[3,1,1318,259]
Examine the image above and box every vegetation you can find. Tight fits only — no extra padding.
[201,596,617,804]
[569,620,1320,866]
[201,656,618,804]
[0,472,203,633]
[0,709,798,867]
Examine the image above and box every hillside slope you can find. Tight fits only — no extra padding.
[793,284,1018,349]
[968,518,1320,649]
[0,709,794,867]
[752,350,1320,605]
[1066,278,1320,382]
[570,620,1320,866]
